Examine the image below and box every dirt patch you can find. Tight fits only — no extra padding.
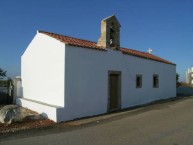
[0,118,55,133]
[0,105,55,133]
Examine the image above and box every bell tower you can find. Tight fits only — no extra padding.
[97,15,121,50]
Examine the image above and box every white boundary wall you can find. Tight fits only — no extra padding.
[16,98,59,122]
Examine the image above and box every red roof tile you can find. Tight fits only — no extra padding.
[120,48,175,65]
[38,30,106,51]
[39,30,175,65]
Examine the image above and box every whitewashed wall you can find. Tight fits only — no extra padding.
[19,33,176,122]
[21,32,65,107]
[57,45,176,121]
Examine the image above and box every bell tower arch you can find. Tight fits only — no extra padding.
[97,15,121,50]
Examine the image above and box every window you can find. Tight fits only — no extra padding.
[136,75,142,88]
[153,74,159,88]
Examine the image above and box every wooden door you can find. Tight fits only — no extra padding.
[108,72,121,112]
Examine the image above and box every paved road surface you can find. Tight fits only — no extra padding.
[1,96,193,145]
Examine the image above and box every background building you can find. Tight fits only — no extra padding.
[186,67,193,84]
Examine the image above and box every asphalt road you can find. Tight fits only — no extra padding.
[1,96,193,145]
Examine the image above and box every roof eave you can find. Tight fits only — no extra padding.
[121,51,176,66]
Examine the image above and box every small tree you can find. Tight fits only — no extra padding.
[176,73,180,87]
[0,68,6,79]
[176,73,179,82]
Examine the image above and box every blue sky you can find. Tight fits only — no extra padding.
[0,0,192,81]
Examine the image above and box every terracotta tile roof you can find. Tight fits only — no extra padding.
[38,30,106,51]
[120,48,175,65]
[38,30,175,65]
